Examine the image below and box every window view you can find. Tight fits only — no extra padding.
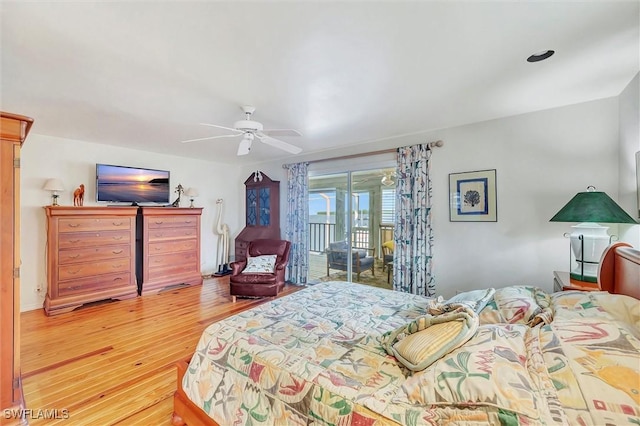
[307,168,396,289]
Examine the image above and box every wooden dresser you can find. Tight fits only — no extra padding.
[44,206,139,316]
[235,172,280,262]
[139,207,203,295]
[1,112,33,424]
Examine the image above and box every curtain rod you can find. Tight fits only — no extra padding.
[284,140,444,167]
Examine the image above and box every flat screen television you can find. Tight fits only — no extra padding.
[96,163,170,205]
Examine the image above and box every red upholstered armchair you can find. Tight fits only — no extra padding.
[229,239,291,301]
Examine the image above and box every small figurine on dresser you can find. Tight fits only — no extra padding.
[171,184,184,207]
[73,184,85,206]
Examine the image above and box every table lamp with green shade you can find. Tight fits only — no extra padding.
[550,186,638,285]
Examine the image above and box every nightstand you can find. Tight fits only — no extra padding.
[553,271,569,292]
[553,270,599,292]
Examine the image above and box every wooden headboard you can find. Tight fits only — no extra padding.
[598,242,640,299]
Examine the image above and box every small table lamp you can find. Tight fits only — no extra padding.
[185,187,199,208]
[550,186,637,285]
[43,178,65,206]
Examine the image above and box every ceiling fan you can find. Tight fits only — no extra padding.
[181,105,302,156]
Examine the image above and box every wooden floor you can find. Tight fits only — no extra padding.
[20,277,302,425]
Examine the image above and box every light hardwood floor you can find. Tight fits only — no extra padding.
[20,277,302,425]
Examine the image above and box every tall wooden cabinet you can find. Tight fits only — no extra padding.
[44,207,139,316]
[234,172,280,261]
[1,112,33,424]
[139,207,202,295]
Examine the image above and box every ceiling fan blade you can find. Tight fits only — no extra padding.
[260,129,302,137]
[199,123,242,133]
[257,134,302,154]
[181,133,242,144]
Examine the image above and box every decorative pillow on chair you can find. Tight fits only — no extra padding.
[242,255,277,274]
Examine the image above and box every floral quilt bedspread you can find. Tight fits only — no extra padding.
[182,283,640,425]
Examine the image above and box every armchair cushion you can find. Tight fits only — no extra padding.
[243,255,277,274]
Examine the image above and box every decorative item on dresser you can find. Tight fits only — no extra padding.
[234,171,280,262]
[184,187,198,208]
[73,183,85,206]
[138,207,203,295]
[44,206,139,316]
[1,111,33,425]
[42,178,65,206]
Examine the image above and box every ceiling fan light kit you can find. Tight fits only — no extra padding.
[181,105,302,156]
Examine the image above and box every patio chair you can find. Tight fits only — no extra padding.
[381,240,394,272]
[326,241,375,280]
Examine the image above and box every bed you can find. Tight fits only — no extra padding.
[172,245,640,425]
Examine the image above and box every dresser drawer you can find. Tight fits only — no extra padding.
[58,258,131,281]
[147,226,198,241]
[147,261,199,280]
[147,216,198,229]
[148,251,198,269]
[58,272,132,297]
[148,239,198,255]
[58,244,130,265]
[57,217,132,233]
[59,230,131,249]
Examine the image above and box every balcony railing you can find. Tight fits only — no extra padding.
[309,222,370,253]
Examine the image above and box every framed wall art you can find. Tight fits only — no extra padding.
[449,169,497,222]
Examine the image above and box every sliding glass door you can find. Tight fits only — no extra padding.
[307,167,395,288]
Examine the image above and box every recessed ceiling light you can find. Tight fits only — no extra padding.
[527,50,555,63]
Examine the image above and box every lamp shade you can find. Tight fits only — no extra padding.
[185,187,199,197]
[43,178,65,192]
[549,189,637,224]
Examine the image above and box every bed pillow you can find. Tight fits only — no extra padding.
[439,288,495,315]
[478,286,553,326]
[381,308,479,371]
[242,255,277,273]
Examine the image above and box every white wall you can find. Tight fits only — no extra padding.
[22,94,633,310]
[618,72,640,247]
[20,134,244,311]
[247,97,623,298]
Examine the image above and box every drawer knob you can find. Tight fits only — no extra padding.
[113,236,123,240]
[68,269,82,275]
[68,223,79,228]
[155,233,164,237]
[112,249,123,254]
[113,277,123,281]
[155,221,164,224]
[112,222,123,226]
[69,239,80,243]
[68,254,80,259]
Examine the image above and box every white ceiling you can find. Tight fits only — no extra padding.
[1,1,638,165]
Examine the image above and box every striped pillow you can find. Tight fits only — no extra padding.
[381,308,479,371]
